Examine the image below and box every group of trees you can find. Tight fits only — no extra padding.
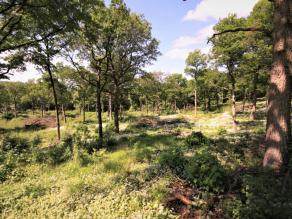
[1,0,292,171]
[0,0,159,144]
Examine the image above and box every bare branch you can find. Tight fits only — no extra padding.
[208,27,272,43]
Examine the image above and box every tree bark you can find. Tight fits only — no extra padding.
[263,0,291,170]
[47,64,61,140]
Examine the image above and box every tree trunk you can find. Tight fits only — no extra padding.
[82,97,86,122]
[41,105,44,118]
[96,90,103,147]
[231,81,237,131]
[14,100,17,118]
[113,87,120,133]
[109,94,112,121]
[62,104,67,123]
[242,89,247,113]
[250,72,258,120]
[263,0,291,170]
[194,88,197,116]
[47,65,61,140]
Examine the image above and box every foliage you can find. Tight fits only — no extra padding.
[185,131,208,148]
[185,147,226,193]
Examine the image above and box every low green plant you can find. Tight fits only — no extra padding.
[0,135,30,153]
[159,147,186,175]
[185,131,208,148]
[185,148,226,193]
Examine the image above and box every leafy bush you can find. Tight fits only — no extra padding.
[2,113,14,120]
[159,147,186,175]
[185,131,208,148]
[0,135,30,153]
[185,148,226,193]
[33,143,71,166]
[217,127,227,135]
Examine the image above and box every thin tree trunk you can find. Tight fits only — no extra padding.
[250,72,258,120]
[194,88,197,116]
[263,0,291,170]
[231,81,237,131]
[62,104,66,123]
[242,89,246,113]
[14,100,17,118]
[113,86,120,133]
[109,94,112,121]
[47,65,61,140]
[96,90,103,147]
[41,104,44,118]
[82,97,85,122]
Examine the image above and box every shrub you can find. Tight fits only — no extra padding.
[185,131,208,148]
[0,135,30,153]
[185,148,226,193]
[33,143,71,166]
[2,113,14,120]
[159,147,186,175]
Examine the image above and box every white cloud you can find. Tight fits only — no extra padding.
[183,0,259,21]
[173,25,213,48]
[165,48,193,60]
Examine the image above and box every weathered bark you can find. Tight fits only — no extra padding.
[250,72,258,120]
[263,0,291,170]
[47,64,61,140]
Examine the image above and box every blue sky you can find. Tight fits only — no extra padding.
[10,0,259,81]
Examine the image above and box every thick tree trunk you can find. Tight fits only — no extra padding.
[96,90,103,147]
[47,65,61,140]
[250,72,258,120]
[263,0,291,170]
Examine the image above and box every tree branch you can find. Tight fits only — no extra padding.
[208,27,272,43]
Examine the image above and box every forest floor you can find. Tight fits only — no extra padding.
[0,103,291,219]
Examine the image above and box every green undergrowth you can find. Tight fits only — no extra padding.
[0,108,292,218]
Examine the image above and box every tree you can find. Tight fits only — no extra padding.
[211,15,246,130]
[29,0,81,140]
[263,0,292,170]
[185,50,207,116]
[107,0,160,133]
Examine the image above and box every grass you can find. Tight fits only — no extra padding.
[1,103,291,218]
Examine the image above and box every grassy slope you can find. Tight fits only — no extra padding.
[0,106,268,218]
